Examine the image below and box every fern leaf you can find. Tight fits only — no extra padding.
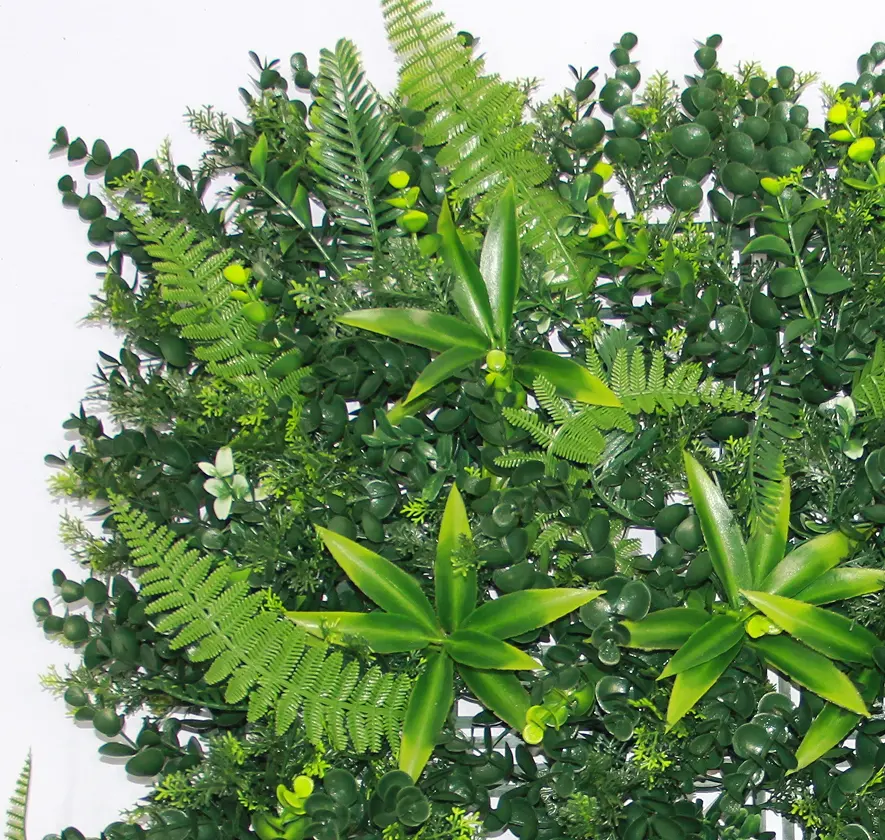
[5,753,29,840]
[855,340,885,418]
[309,39,400,261]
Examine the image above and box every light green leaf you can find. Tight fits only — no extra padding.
[438,199,496,339]
[462,588,604,640]
[741,234,792,259]
[666,642,741,729]
[748,476,790,584]
[761,531,853,597]
[287,611,433,653]
[683,451,751,607]
[659,615,746,679]
[795,568,885,605]
[621,608,711,650]
[399,650,454,780]
[316,527,438,633]
[751,634,869,716]
[480,181,519,347]
[793,670,882,771]
[337,308,490,353]
[516,350,621,406]
[250,133,268,181]
[742,590,879,665]
[406,346,486,404]
[445,630,539,670]
[435,484,477,632]
[459,665,531,730]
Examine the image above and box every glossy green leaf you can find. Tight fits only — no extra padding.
[437,200,496,339]
[337,308,490,353]
[742,590,879,664]
[659,614,746,678]
[741,234,792,259]
[400,650,454,780]
[761,531,853,597]
[445,630,539,670]
[810,263,852,294]
[435,485,477,632]
[748,476,790,584]
[683,451,751,606]
[516,350,621,406]
[250,133,268,181]
[462,588,604,639]
[751,635,869,716]
[666,642,741,729]
[480,182,519,346]
[621,607,711,650]
[286,611,433,653]
[405,345,486,404]
[795,568,885,605]
[793,669,882,771]
[459,665,531,730]
[316,527,438,633]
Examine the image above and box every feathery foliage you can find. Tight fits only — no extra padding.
[309,39,401,261]
[110,495,411,753]
[855,340,885,418]
[381,0,582,280]
[4,754,29,840]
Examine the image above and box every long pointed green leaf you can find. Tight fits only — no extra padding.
[480,181,519,346]
[438,200,496,339]
[621,608,712,650]
[461,589,604,640]
[793,669,882,771]
[750,635,869,716]
[666,642,741,729]
[405,346,486,404]
[287,611,433,653]
[761,531,853,597]
[435,485,477,632]
[742,590,879,665]
[445,630,539,670]
[748,476,790,584]
[659,615,745,679]
[316,527,438,633]
[337,308,490,352]
[683,451,751,607]
[400,650,454,780]
[459,665,531,730]
[516,350,621,406]
[795,568,885,605]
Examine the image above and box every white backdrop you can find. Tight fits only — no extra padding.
[0,0,878,835]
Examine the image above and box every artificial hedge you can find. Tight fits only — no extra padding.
[7,1,885,838]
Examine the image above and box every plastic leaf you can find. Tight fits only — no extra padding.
[742,590,879,665]
[479,182,519,346]
[748,476,790,584]
[337,308,490,353]
[621,608,711,650]
[434,484,477,632]
[405,346,486,404]
[760,531,853,597]
[444,630,539,670]
[659,614,746,679]
[666,642,741,729]
[741,234,792,259]
[214,447,235,476]
[399,650,454,780]
[516,350,621,406]
[459,665,531,730]
[250,133,268,181]
[751,635,869,716]
[437,199,496,339]
[794,568,885,605]
[683,451,751,607]
[316,527,438,633]
[287,611,434,654]
[461,588,604,640]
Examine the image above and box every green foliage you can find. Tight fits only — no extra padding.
[110,495,411,753]
[4,754,29,840]
[855,340,885,418]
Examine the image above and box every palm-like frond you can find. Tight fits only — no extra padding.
[4,754,30,840]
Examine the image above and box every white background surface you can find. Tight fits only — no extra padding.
[0,0,880,835]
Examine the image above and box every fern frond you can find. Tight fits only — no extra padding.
[309,39,400,261]
[110,496,409,752]
[855,340,885,418]
[533,374,570,424]
[381,0,582,279]
[5,753,30,840]
[502,406,556,447]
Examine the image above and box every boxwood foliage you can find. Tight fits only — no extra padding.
[16,2,885,840]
